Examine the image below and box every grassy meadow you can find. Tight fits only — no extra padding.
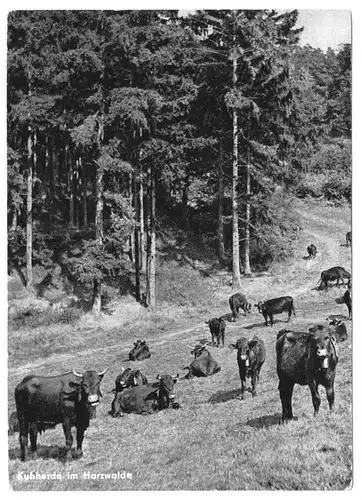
[8,200,352,490]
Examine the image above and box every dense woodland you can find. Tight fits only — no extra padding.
[7,10,351,313]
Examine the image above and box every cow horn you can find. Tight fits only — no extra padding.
[97,368,108,376]
[119,366,125,373]
[172,374,179,379]
[72,369,83,378]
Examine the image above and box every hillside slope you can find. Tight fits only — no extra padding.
[8,199,352,490]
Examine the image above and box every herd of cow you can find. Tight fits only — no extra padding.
[9,232,352,462]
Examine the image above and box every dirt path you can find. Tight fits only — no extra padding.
[8,202,351,379]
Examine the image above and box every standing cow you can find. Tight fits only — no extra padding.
[342,289,352,319]
[318,266,351,290]
[229,336,266,399]
[15,368,107,461]
[255,296,295,326]
[229,293,252,322]
[276,322,346,421]
[205,318,226,347]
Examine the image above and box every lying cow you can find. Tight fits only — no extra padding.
[15,368,107,461]
[229,336,266,399]
[129,340,151,361]
[111,368,148,417]
[276,322,346,421]
[205,318,226,347]
[255,296,295,326]
[229,293,252,322]
[318,266,351,290]
[111,374,179,417]
[346,231,352,247]
[307,244,317,259]
[184,344,221,378]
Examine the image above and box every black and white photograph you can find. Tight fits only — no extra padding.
[6,5,354,491]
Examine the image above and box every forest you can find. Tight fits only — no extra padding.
[7,10,351,314]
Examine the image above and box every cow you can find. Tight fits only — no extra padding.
[307,244,317,259]
[255,296,295,326]
[342,289,352,319]
[205,318,226,347]
[229,293,252,322]
[111,368,148,417]
[15,368,107,461]
[184,344,221,378]
[327,318,349,341]
[318,266,351,290]
[111,374,179,417]
[229,336,266,400]
[276,322,347,421]
[129,340,151,361]
[346,231,352,247]
[8,411,56,436]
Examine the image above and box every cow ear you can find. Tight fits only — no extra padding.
[248,339,258,348]
[156,374,161,380]
[228,343,236,349]
[69,381,81,389]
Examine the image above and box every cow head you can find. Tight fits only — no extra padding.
[230,337,258,370]
[115,367,135,392]
[191,343,209,359]
[156,374,179,408]
[308,326,336,369]
[255,302,265,314]
[71,368,108,406]
[129,340,150,361]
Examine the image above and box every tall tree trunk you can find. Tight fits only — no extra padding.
[217,138,226,262]
[232,34,242,289]
[244,144,251,275]
[129,172,135,262]
[81,157,88,228]
[66,133,74,227]
[134,171,141,302]
[139,164,146,272]
[75,157,80,228]
[92,115,104,316]
[182,176,190,229]
[26,126,34,293]
[11,209,17,231]
[146,167,156,310]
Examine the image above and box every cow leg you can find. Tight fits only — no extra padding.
[309,381,321,416]
[29,422,38,458]
[325,383,335,412]
[279,382,294,421]
[269,314,274,326]
[251,371,258,397]
[217,335,220,348]
[62,422,73,461]
[221,332,225,348]
[76,426,86,457]
[240,378,246,400]
[211,333,215,346]
[18,415,29,462]
[263,313,268,326]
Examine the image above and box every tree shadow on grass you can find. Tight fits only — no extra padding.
[208,388,241,404]
[8,444,83,462]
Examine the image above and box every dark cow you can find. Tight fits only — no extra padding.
[129,340,151,361]
[112,374,179,417]
[346,231,352,247]
[255,296,295,326]
[229,336,266,399]
[205,318,226,347]
[276,322,346,421]
[229,293,252,322]
[342,289,352,319]
[8,410,56,436]
[111,368,148,417]
[307,244,317,259]
[184,344,221,378]
[15,368,107,461]
[318,266,351,290]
